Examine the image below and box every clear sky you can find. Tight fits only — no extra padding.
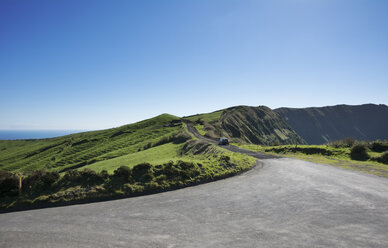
[1,0,387,130]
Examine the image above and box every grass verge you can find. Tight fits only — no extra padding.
[234,143,388,177]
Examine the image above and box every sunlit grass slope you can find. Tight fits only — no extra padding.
[0,114,182,173]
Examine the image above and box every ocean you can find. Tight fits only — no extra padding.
[0,130,85,140]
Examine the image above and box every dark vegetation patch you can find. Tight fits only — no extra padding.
[265,146,333,156]
[350,144,370,161]
[0,154,253,211]
[71,139,89,147]
[378,151,388,164]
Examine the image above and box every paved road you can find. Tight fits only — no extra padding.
[1,158,387,247]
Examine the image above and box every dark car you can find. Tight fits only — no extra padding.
[219,137,229,145]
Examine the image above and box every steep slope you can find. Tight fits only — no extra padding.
[275,104,388,144]
[184,106,306,145]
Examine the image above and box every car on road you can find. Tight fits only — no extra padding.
[219,137,229,145]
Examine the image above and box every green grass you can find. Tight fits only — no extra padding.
[194,124,206,136]
[184,110,223,123]
[84,143,186,173]
[0,114,181,173]
[234,143,388,177]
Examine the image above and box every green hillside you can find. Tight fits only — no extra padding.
[0,113,257,210]
[184,105,306,145]
[0,114,183,173]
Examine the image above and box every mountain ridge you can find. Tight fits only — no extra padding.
[275,103,388,144]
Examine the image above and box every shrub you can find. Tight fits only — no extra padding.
[132,163,153,183]
[63,170,82,183]
[23,170,59,192]
[156,161,200,182]
[350,144,370,161]
[176,160,200,180]
[0,170,19,196]
[370,141,388,153]
[100,170,109,179]
[378,151,388,164]
[113,166,132,180]
[79,169,104,185]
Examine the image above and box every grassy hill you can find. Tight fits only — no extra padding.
[0,114,183,173]
[184,105,306,145]
[275,104,388,144]
[0,114,256,210]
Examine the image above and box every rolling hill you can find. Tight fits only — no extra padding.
[0,114,185,172]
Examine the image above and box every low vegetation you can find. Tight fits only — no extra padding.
[0,142,255,210]
[234,139,388,177]
[0,115,256,210]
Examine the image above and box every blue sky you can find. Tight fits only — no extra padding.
[1,0,387,130]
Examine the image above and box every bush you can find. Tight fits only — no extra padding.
[113,166,132,180]
[100,170,109,179]
[370,141,388,153]
[132,163,153,183]
[0,170,19,196]
[79,169,104,185]
[155,161,201,182]
[63,170,82,183]
[23,170,59,192]
[378,151,388,164]
[350,144,370,161]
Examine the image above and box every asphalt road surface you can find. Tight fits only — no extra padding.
[1,156,387,247]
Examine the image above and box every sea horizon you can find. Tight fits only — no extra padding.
[0,130,87,140]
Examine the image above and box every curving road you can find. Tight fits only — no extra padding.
[0,127,387,247]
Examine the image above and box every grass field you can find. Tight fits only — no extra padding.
[234,143,388,177]
[84,143,187,173]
